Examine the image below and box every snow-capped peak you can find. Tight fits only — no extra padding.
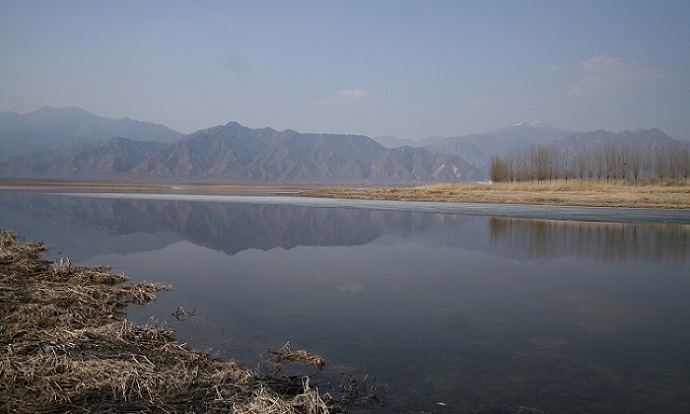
[513,120,550,128]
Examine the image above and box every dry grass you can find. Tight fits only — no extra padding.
[4,179,689,208]
[296,180,690,209]
[0,230,347,413]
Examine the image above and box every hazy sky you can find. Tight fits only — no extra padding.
[1,1,689,140]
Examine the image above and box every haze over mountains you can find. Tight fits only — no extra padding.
[0,107,686,183]
[0,107,183,156]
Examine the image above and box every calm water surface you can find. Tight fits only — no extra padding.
[1,189,689,413]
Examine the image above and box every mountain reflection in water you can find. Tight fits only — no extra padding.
[1,191,688,264]
[1,190,689,413]
[0,191,485,257]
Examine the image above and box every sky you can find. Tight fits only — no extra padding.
[1,0,689,140]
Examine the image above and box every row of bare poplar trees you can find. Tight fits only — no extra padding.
[490,142,690,184]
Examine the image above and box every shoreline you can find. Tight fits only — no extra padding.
[295,181,690,209]
[0,230,352,413]
[1,179,690,209]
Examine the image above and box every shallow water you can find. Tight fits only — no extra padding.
[1,190,689,413]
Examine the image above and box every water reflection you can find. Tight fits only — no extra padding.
[490,217,690,264]
[0,191,483,257]
[2,191,689,265]
[1,190,689,413]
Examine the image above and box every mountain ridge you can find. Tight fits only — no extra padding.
[128,122,480,183]
[426,121,575,170]
[0,106,184,157]
[0,137,167,178]
[1,107,685,183]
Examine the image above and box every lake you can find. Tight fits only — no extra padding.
[1,189,689,413]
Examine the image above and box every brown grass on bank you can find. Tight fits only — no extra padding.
[3,178,689,208]
[0,230,352,414]
[296,180,690,209]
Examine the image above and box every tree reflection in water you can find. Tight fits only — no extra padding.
[490,217,690,264]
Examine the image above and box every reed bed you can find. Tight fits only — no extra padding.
[0,230,348,413]
[296,180,690,208]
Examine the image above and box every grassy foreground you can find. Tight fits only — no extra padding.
[0,230,358,413]
[296,180,690,209]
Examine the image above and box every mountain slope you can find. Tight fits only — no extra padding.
[0,106,184,157]
[428,121,573,170]
[132,122,275,178]
[0,137,167,178]
[552,128,680,153]
[241,130,383,181]
[130,122,479,183]
[1,110,680,184]
[372,135,445,149]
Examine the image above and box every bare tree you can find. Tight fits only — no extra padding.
[563,150,572,183]
[654,145,668,184]
[641,148,654,180]
[490,139,687,185]
[629,147,641,185]
[531,145,551,182]
[594,151,605,181]
[575,153,590,181]
[669,143,688,182]
[506,151,517,182]
[617,144,629,182]
[679,146,690,183]
[516,149,531,181]
[489,156,509,182]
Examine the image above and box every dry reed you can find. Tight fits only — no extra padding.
[0,230,346,413]
[295,180,690,208]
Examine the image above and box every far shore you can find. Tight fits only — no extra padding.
[1,179,689,209]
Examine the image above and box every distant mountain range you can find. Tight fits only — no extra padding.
[551,128,678,153]
[128,122,479,182]
[384,121,575,171]
[0,106,183,156]
[372,135,445,149]
[0,107,686,183]
[0,137,167,178]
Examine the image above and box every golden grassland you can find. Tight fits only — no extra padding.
[1,179,690,209]
[0,230,374,413]
[296,180,690,209]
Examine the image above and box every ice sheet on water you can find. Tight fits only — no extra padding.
[49,192,690,224]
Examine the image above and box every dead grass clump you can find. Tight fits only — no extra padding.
[270,342,327,371]
[0,230,48,259]
[0,230,348,413]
